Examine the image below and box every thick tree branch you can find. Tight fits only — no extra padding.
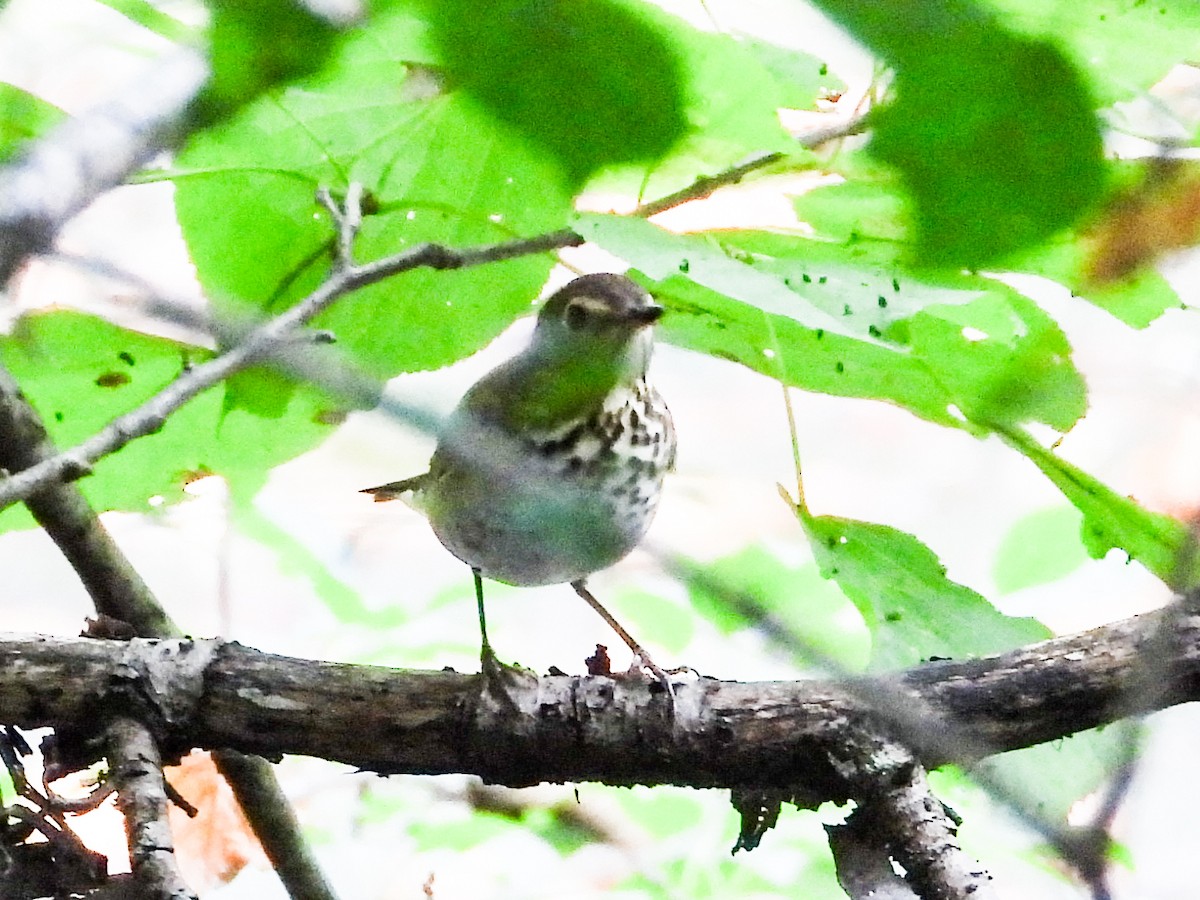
[106,717,198,900]
[2,607,1195,795]
[830,742,997,900]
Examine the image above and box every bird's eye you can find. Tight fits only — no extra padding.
[564,300,590,330]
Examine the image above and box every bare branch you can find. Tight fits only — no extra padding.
[3,606,1196,792]
[107,717,198,900]
[0,226,579,514]
[827,819,918,900]
[835,742,997,900]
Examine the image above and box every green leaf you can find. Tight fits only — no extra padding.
[0,311,337,531]
[172,4,573,390]
[195,0,346,125]
[578,213,1087,434]
[426,0,688,189]
[1001,426,1196,589]
[989,0,1200,105]
[797,177,1185,329]
[792,506,1050,670]
[993,506,1091,594]
[811,0,1105,267]
[0,83,64,163]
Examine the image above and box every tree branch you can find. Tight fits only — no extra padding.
[2,607,1195,795]
[107,717,198,900]
[830,742,997,900]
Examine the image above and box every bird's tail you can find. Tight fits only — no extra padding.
[360,473,429,502]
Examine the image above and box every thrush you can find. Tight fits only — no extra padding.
[364,273,677,694]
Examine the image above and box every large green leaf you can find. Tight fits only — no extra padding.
[425,0,689,189]
[0,312,336,532]
[1002,426,1196,589]
[578,213,1087,434]
[586,16,840,199]
[791,504,1050,670]
[1013,237,1184,329]
[811,0,1105,267]
[172,4,573,391]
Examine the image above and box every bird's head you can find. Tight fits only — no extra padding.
[533,273,663,377]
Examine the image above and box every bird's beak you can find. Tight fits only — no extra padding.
[628,304,664,326]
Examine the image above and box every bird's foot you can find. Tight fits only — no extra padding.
[479,643,531,713]
[626,653,685,707]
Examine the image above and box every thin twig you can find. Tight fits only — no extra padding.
[633,151,785,218]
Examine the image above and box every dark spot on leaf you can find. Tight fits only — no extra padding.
[843,304,852,316]
[802,273,811,283]
[892,277,901,292]
[868,325,881,337]
[815,329,824,340]
[877,296,888,308]
[118,351,135,366]
[818,276,827,284]
[819,63,828,76]
[835,361,845,374]
[95,371,130,388]
[679,258,689,273]
[54,411,63,422]
[314,409,347,426]
[885,611,902,622]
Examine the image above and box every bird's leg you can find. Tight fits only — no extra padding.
[571,580,676,701]
[473,569,525,715]
[474,567,502,680]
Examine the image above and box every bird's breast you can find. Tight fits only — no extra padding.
[422,380,675,586]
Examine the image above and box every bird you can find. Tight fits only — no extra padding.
[363,272,677,695]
